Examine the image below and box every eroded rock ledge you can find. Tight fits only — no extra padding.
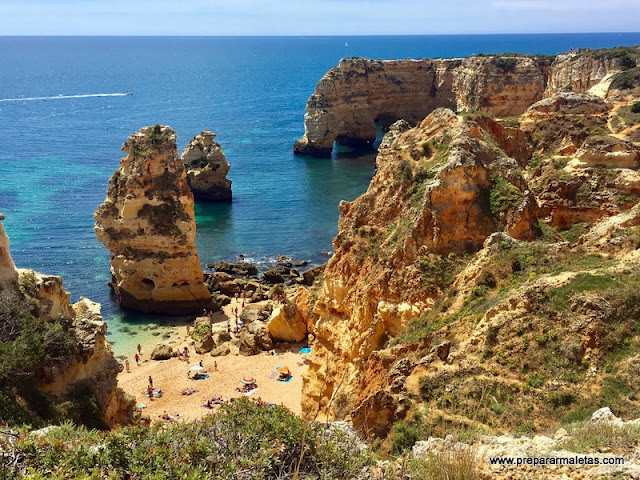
[94,125,212,315]
[294,52,628,157]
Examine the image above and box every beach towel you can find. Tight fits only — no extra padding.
[277,376,293,383]
[137,403,147,409]
[195,375,210,381]
[242,388,258,396]
[268,373,277,380]
[300,347,311,354]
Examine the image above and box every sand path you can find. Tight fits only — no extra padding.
[117,299,307,423]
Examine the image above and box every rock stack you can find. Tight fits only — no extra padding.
[94,125,212,315]
[181,130,232,202]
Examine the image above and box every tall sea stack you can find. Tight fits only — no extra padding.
[94,125,212,315]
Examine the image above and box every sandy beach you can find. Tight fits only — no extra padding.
[117,301,306,422]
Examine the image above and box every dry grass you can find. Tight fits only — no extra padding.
[562,420,640,453]
[408,445,481,480]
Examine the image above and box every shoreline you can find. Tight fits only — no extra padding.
[116,299,306,422]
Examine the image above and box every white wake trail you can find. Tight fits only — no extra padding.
[0,93,132,103]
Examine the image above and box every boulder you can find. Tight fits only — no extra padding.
[151,344,173,360]
[239,322,273,356]
[213,330,232,346]
[194,333,215,354]
[213,261,258,277]
[302,265,325,286]
[263,268,285,284]
[240,303,273,324]
[210,343,231,357]
[267,302,307,343]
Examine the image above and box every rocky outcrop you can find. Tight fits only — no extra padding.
[1,214,136,427]
[0,212,17,286]
[527,92,612,115]
[181,130,232,202]
[150,344,173,360]
[38,297,137,427]
[94,125,212,315]
[267,300,307,343]
[301,109,538,421]
[294,49,632,157]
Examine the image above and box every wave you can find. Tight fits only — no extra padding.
[0,92,132,103]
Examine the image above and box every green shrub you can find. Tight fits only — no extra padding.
[9,398,373,479]
[489,175,523,220]
[632,101,640,114]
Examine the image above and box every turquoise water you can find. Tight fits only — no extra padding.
[1,34,639,355]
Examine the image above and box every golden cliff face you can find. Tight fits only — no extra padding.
[0,214,136,428]
[94,125,211,315]
[294,50,630,158]
[301,109,538,421]
[181,130,232,202]
[0,212,18,286]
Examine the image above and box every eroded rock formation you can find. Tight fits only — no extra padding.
[0,213,136,428]
[301,108,538,421]
[0,212,17,286]
[181,130,232,202]
[294,50,631,157]
[94,125,212,315]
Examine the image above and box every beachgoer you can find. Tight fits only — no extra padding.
[186,324,191,336]
[187,370,191,379]
[161,411,169,420]
[235,292,239,302]
[242,290,246,301]
[147,386,154,400]
[199,360,203,368]
[214,361,218,371]
[241,301,245,310]
[137,344,142,354]
[134,353,140,365]
[125,359,130,373]
[203,308,207,316]
[148,376,153,389]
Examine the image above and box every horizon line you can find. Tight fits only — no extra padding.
[1,31,640,38]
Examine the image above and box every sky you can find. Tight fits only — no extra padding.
[0,0,639,36]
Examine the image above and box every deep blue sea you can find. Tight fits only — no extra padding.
[1,33,639,355]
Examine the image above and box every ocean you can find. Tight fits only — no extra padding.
[1,33,639,355]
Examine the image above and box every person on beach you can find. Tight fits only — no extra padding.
[235,292,239,302]
[241,301,245,310]
[137,344,142,354]
[186,324,191,336]
[148,376,153,389]
[199,360,203,368]
[214,361,218,371]
[242,290,246,301]
[125,359,130,373]
[147,385,154,400]
[134,353,140,366]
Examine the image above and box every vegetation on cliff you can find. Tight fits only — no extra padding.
[2,399,373,479]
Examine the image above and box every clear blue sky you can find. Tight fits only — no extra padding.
[1,0,638,36]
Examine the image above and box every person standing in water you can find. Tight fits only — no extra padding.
[125,359,130,373]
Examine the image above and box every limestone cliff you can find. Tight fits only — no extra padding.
[300,55,640,439]
[0,214,136,428]
[94,125,212,315]
[0,212,17,286]
[294,47,637,157]
[181,130,232,202]
[301,108,538,421]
